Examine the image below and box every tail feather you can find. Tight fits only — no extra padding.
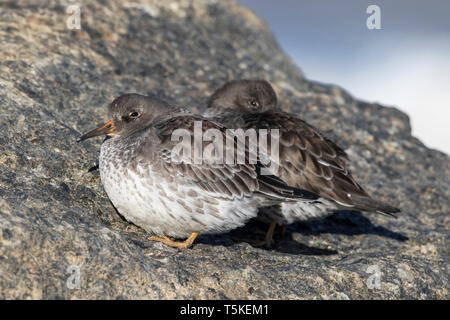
[351,194,400,218]
[257,171,319,201]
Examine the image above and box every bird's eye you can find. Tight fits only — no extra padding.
[128,111,140,118]
[249,100,259,108]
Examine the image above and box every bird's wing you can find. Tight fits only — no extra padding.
[239,111,399,215]
[145,114,318,202]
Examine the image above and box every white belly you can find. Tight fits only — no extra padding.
[259,199,338,225]
[99,150,260,238]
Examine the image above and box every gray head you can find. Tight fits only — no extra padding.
[207,80,278,115]
[78,93,174,141]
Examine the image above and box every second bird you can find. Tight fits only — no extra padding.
[204,80,400,247]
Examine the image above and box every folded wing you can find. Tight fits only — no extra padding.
[142,114,319,202]
[240,111,399,215]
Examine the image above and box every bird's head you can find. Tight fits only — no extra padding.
[206,79,278,115]
[77,93,173,142]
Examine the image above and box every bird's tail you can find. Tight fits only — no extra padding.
[257,169,319,202]
[351,194,400,218]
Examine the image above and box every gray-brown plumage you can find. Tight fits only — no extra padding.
[205,80,400,244]
[78,93,318,248]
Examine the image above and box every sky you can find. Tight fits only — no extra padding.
[238,0,450,155]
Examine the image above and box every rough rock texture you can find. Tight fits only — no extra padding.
[0,0,448,299]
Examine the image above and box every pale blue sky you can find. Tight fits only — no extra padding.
[238,0,450,154]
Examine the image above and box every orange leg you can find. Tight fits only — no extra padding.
[255,220,277,248]
[148,232,199,249]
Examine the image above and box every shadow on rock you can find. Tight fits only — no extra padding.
[294,211,409,241]
[193,221,336,256]
[198,210,408,256]
[99,205,406,256]
[199,230,338,256]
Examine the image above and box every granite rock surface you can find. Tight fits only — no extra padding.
[0,0,448,299]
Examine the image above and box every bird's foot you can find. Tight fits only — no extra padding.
[253,237,275,249]
[148,232,199,249]
[253,220,277,249]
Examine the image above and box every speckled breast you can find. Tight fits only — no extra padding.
[98,139,259,238]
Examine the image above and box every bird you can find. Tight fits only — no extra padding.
[204,79,400,247]
[77,93,319,248]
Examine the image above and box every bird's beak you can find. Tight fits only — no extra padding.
[77,120,116,142]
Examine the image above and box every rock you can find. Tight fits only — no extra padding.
[0,0,448,299]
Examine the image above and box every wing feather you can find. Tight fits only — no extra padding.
[214,111,397,214]
[140,114,318,202]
